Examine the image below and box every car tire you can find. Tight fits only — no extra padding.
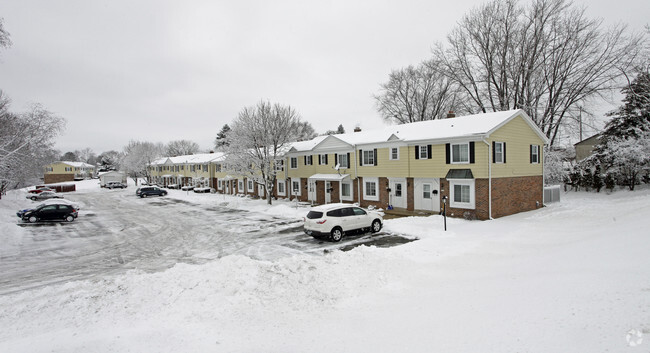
[371,219,382,233]
[28,216,38,223]
[330,227,343,242]
[65,215,75,222]
[31,196,37,201]
[162,192,167,196]
[142,194,147,198]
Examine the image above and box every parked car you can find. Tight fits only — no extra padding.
[26,191,62,201]
[17,202,78,223]
[193,187,211,193]
[167,184,181,189]
[136,186,168,198]
[303,203,383,242]
[181,185,194,191]
[105,182,127,189]
[27,187,54,194]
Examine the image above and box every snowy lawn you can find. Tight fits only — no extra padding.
[1,181,649,352]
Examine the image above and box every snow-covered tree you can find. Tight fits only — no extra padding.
[122,141,164,185]
[295,121,317,141]
[60,151,78,162]
[543,147,571,185]
[600,72,650,142]
[0,17,11,51]
[599,128,650,190]
[165,139,199,157]
[214,124,231,150]
[97,150,123,171]
[0,99,65,198]
[374,59,459,124]
[224,100,303,205]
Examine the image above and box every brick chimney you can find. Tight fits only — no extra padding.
[446,110,456,119]
[354,126,362,132]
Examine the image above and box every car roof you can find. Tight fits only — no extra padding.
[309,203,358,212]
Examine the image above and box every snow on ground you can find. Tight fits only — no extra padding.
[1,181,649,352]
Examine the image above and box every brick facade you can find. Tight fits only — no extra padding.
[44,174,74,184]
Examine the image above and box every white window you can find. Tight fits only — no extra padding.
[341,182,352,201]
[215,164,221,172]
[423,184,431,199]
[247,180,254,192]
[494,142,505,163]
[419,145,428,160]
[203,164,208,172]
[218,180,223,190]
[449,179,475,209]
[337,153,349,168]
[363,177,379,201]
[362,150,375,166]
[238,180,244,191]
[452,143,469,164]
[291,178,301,196]
[290,157,297,169]
[277,180,286,196]
[390,147,399,160]
[531,145,540,164]
[319,154,328,165]
[275,159,284,171]
[305,155,313,166]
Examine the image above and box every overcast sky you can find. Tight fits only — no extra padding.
[1,0,648,154]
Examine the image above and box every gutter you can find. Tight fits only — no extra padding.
[482,138,493,220]
[354,144,361,204]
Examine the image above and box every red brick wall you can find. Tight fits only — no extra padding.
[44,174,74,184]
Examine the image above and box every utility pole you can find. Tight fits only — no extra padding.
[579,106,583,141]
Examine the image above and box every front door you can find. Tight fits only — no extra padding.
[414,178,440,212]
[325,181,332,204]
[308,180,317,202]
[389,178,407,208]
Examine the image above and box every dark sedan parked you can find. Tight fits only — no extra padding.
[136,186,168,198]
[17,203,78,223]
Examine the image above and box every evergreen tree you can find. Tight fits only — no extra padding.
[592,167,604,193]
[604,173,615,192]
[600,72,650,143]
[214,124,231,149]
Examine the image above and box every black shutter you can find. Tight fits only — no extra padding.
[304,156,306,165]
[445,143,450,164]
[537,145,541,163]
[325,154,328,165]
[347,153,350,168]
[503,142,506,163]
[359,150,363,166]
[469,141,475,164]
[529,145,533,163]
[492,142,496,163]
[427,145,432,159]
[334,154,338,166]
[373,149,378,166]
[415,145,420,160]
[318,155,321,165]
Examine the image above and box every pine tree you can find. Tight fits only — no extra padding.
[592,167,604,193]
[214,124,231,149]
[601,72,650,142]
[604,173,615,192]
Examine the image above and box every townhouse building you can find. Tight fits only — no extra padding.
[44,161,95,184]
[278,109,548,220]
[148,152,225,188]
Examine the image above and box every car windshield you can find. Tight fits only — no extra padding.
[306,211,323,219]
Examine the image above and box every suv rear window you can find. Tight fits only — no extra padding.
[326,209,342,217]
[306,211,323,219]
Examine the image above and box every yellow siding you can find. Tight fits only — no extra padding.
[488,115,545,178]
[357,147,409,178]
[46,162,75,174]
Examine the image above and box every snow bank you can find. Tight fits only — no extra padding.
[1,182,649,352]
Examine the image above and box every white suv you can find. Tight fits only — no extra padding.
[303,203,383,242]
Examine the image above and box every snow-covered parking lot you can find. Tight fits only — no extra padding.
[1,180,649,352]
[1,180,410,295]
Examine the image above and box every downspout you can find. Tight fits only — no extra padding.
[482,138,493,220]
[354,145,361,205]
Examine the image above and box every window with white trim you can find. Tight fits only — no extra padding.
[390,147,399,160]
[290,157,297,169]
[452,143,470,164]
[291,179,301,196]
[338,153,349,168]
[305,155,313,165]
[217,180,223,190]
[318,154,328,165]
[247,180,254,192]
[363,177,379,201]
[419,145,428,159]
[530,145,540,164]
[341,182,352,200]
[449,179,475,209]
[362,150,375,166]
[238,180,244,191]
[494,142,505,163]
[277,180,286,196]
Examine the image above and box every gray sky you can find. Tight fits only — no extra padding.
[0,0,648,154]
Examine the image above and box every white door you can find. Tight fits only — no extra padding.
[414,178,440,212]
[258,183,264,198]
[389,178,407,208]
[308,180,317,202]
[325,181,332,204]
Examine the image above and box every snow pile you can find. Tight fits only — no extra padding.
[1,182,649,352]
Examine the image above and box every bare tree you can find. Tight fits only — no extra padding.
[0,17,11,51]
[433,0,644,145]
[295,120,317,141]
[374,59,459,124]
[0,99,65,198]
[165,139,200,157]
[122,141,164,185]
[224,100,303,205]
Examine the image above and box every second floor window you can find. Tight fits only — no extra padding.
[337,153,349,168]
[390,147,399,160]
[530,145,540,164]
[362,149,376,166]
[452,143,469,163]
[290,157,297,169]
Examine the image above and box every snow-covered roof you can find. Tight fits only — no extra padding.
[288,135,329,152]
[151,153,226,166]
[58,161,95,168]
